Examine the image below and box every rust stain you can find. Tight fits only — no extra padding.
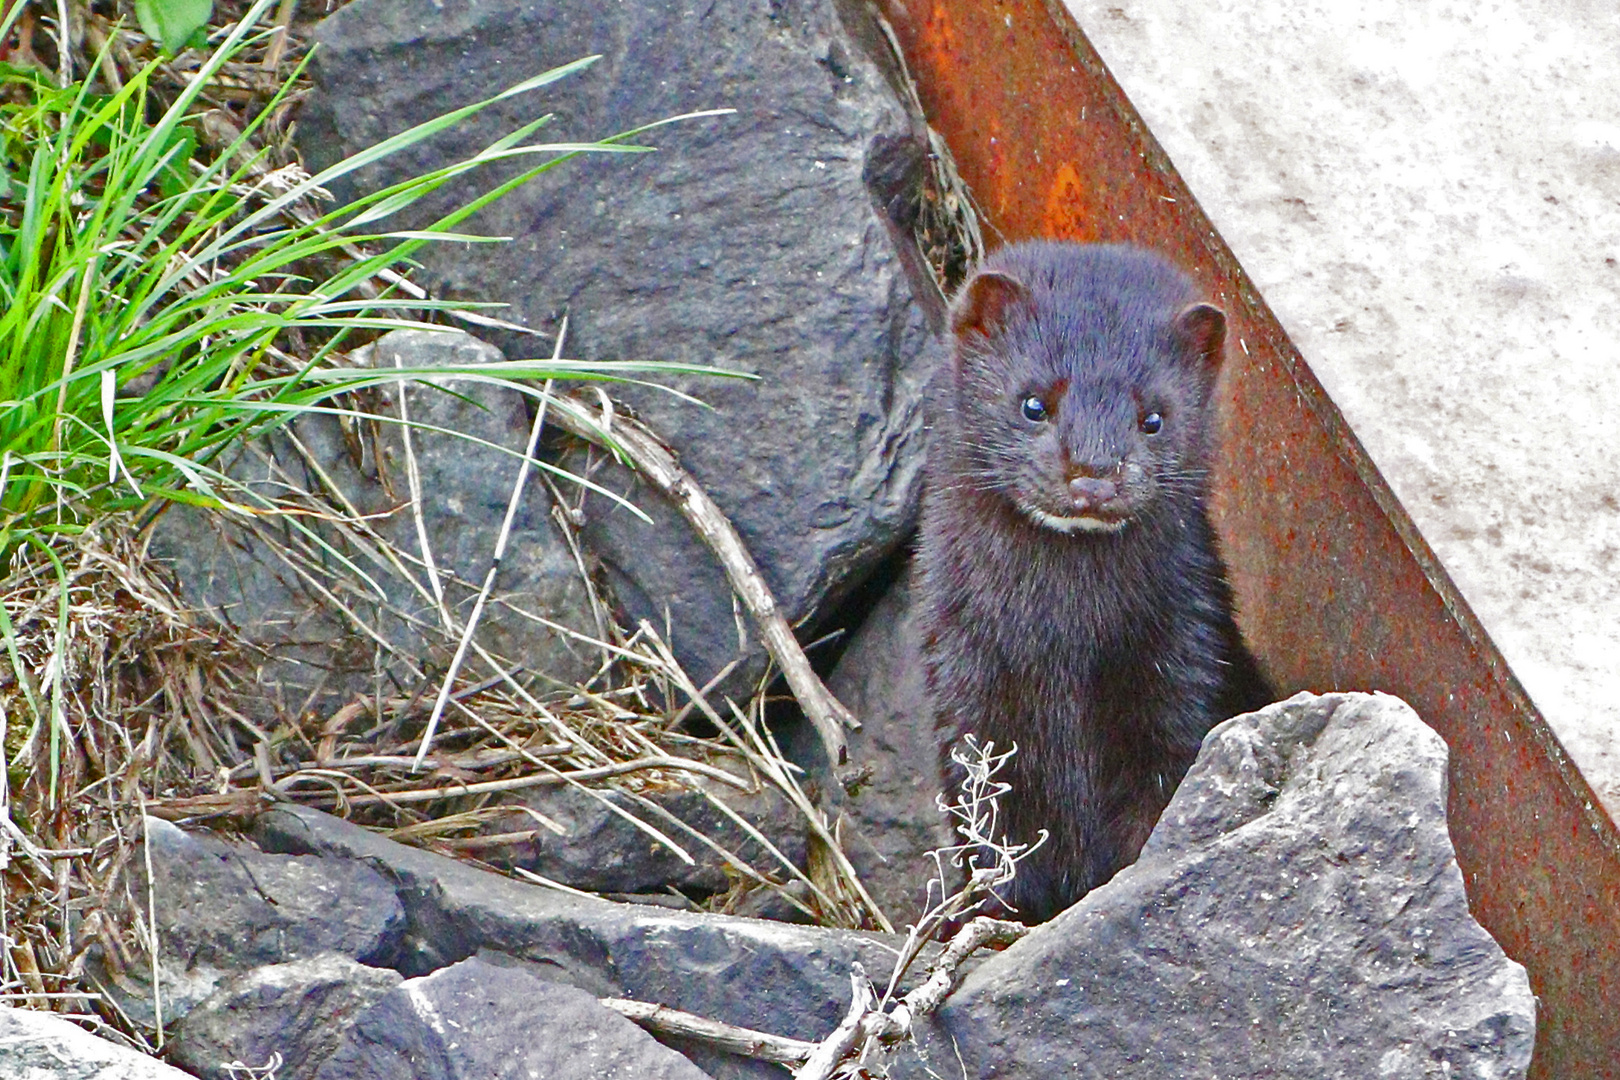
[1042,161,1095,241]
[875,0,1620,1075]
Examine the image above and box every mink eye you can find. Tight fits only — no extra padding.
[1021,395,1049,423]
[1140,411,1164,435]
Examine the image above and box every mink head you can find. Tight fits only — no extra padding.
[940,242,1226,534]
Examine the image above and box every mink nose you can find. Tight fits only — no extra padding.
[1068,475,1118,512]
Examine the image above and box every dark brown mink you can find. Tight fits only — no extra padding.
[916,240,1272,924]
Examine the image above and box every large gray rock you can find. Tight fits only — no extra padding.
[143,818,405,971]
[0,1006,195,1079]
[256,804,937,1064]
[169,955,403,1080]
[314,956,713,1080]
[98,818,405,1026]
[299,0,937,688]
[911,692,1536,1079]
[150,328,597,714]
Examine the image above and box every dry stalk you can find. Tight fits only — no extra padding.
[607,736,1040,1077]
[282,753,754,807]
[600,997,819,1065]
[411,322,565,768]
[786,737,1039,1078]
[0,520,256,1035]
[542,389,859,767]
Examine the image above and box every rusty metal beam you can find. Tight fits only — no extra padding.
[872,0,1620,1073]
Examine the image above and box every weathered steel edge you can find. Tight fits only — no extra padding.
[871,0,1620,1072]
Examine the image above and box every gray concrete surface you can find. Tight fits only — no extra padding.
[1064,0,1620,818]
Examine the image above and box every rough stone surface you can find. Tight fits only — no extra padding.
[101,818,405,1025]
[89,693,1530,1078]
[168,955,402,1080]
[473,950,789,1080]
[144,817,405,971]
[150,328,597,714]
[313,956,713,1080]
[0,1006,195,1079]
[299,0,936,688]
[823,565,953,924]
[256,804,935,1063]
[494,781,807,899]
[908,692,1535,1079]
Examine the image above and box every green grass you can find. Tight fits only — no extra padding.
[0,0,732,802]
[0,0,724,561]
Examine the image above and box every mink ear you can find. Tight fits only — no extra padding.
[1172,302,1227,377]
[950,270,1029,342]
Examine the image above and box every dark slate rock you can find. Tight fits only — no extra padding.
[97,819,405,1027]
[656,1035,792,1080]
[491,780,807,898]
[823,564,953,924]
[150,328,597,715]
[904,692,1535,1080]
[468,950,789,1080]
[143,818,405,972]
[0,1006,195,1079]
[299,0,936,689]
[314,956,712,1080]
[255,803,939,1066]
[168,955,402,1080]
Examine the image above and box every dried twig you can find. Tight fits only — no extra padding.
[879,736,1045,1000]
[604,916,1026,1078]
[283,753,753,807]
[412,325,566,767]
[793,916,1028,1080]
[260,0,298,71]
[796,971,874,1079]
[607,738,1039,1077]
[787,737,1040,1077]
[600,998,818,1065]
[543,391,859,766]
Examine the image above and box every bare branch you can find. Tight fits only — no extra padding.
[793,971,875,1080]
[607,738,1038,1077]
[542,391,858,766]
[413,325,566,767]
[600,998,817,1066]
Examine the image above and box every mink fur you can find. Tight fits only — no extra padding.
[917,241,1271,924]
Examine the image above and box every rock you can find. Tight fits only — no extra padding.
[0,1006,196,1079]
[169,955,402,1080]
[823,565,953,924]
[97,818,405,1026]
[908,692,1536,1079]
[492,780,807,900]
[149,328,597,715]
[143,817,405,971]
[256,804,940,1060]
[313,956,713,1080]
[299,0,937,689]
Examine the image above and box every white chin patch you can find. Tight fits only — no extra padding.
[1023,506,1128,533]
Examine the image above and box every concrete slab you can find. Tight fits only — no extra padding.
[1064,0,1620,820]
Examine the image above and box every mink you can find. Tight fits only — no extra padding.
[916,241,1272,924]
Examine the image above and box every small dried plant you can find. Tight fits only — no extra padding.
[786,735,1044,1080]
